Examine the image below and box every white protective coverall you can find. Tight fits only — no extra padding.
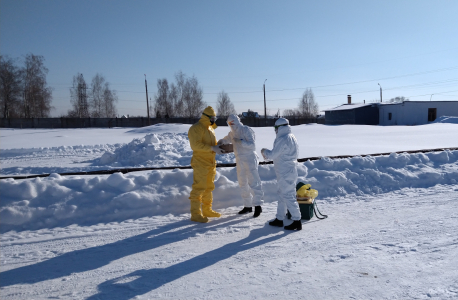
[261,122,301,221]
[220,114,264,207]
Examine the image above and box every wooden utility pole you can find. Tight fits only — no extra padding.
[378,83,383,103]
[145,74,150,125]
[263,79,267,125]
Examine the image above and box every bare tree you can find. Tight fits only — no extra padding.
[173,71,186,117]
[88,74,118,117]
[36,82,53,117]
[183,75,205,118]
[168,83,179,116]
[149,99,154,119]
[389,96,409,103]
[0,56,22,118]
[154,78,173,118]
[282,108,300,118]
[90,73,105,117]
[216,90,236,118]
[153,71,205,118]
[298,88,319,118]
[102,82,117,117]
[21,54,53,118]
[68,73,89,117]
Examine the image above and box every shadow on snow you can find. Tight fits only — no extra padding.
[87,222,293,300]
[1,215,298,299]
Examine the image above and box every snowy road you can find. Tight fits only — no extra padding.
[1,185,457,300]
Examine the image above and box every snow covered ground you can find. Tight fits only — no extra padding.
[2,117,458,176]
[1,118,458,299]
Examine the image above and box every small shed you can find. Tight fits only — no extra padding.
[378,101,458,125]
[324,103,379,125]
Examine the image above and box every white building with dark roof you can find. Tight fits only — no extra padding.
[324,97,458,126]
[378,101,458,125]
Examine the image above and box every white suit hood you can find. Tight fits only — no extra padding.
[222,114,256,156]
[227,114,242,126]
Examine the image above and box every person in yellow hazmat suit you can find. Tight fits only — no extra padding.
[188,106,227,223]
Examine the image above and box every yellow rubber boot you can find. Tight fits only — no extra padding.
[201,173,220,217]
[202,205,221,218]
[190,201,209,223]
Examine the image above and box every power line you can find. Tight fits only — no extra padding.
[50,66,458,96]
[269,67,458,92]
[202,66,458,95]
[407,89,458,98]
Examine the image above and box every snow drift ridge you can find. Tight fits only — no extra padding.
[1,150,457,233]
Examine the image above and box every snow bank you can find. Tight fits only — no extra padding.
[433,116,458,124]
[299,150,458,196]
[3,123,458,177]
[0,131,235,176]
[95,133,235,167]
[1,150,457,233]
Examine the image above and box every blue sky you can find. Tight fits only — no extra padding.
[1,0,457,117]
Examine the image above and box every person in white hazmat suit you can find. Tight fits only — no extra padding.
[261,118,302,231]
[218,114,264,217]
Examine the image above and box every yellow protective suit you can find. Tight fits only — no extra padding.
[188,106,221,222]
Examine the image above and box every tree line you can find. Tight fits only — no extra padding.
[154,71,237,119]
[67,73,118,118]
[0,54,119,119]
[153,71,318,119]
[0,54,53,118]
[153,72,240,119]
[1,55,318,120]
[153,71,207,118]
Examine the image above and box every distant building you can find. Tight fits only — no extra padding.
[241,111,260,118]
[325,103,379,125]
[378,101,458,125]
[324,100,458,126]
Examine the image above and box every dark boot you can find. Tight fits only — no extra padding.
[268,218,283,227]
[253,206,262,218]
[284,220,302,231]
[238,207,252,214]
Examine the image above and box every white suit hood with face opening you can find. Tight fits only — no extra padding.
[227,114,242,126]
[219,114,263,207]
